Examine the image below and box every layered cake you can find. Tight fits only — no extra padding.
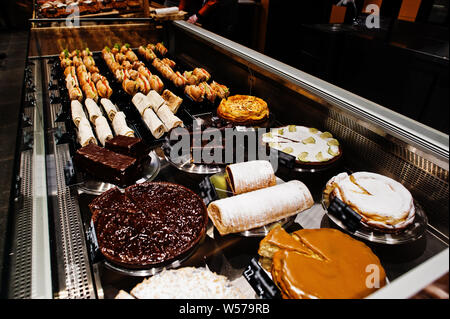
[74,143,141,187]
[105,135,151,162]
[90,182,208,268]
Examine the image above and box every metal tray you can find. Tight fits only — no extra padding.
[77,150,161,195]
[321,191,428,245]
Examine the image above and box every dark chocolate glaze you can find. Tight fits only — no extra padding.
[105,135,151,161]
[74,143,141,187]
[91,182,208,268]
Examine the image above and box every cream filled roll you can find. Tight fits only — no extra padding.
[225,160,276,195]
[94,116,113,146]
[85,98,103,124]
[132,93,153,116]
[100,98,118,121]
[156,104,183,131]
[143,107,165,139]
[77,118,97,146]
[147,90,165,112]
[71,100,87,127]
[112,111,135,137]
[207,180,314,235]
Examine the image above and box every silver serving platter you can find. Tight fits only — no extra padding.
[321,191,428,245]
[161,142,225,175]
[77,150,161,195]
[102,234,204,277]
[210,172,297,237]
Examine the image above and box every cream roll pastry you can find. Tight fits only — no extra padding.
[262,126,341,164]
[324,172,416,231]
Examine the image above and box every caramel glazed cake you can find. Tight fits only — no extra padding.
[258,226,387,299]
[89,182,208,268]
[324,172,416,231]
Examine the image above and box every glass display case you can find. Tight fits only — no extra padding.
[3,18,448,299]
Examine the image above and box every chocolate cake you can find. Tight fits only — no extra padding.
[89,187,142,223]
[74,143,141,187]
[105,135,151,161]
[90,182,208,268]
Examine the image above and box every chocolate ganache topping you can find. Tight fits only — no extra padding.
[90,182,208,268]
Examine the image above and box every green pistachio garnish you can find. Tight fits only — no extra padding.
[288,125,297,132]
[282,147,293,154]
[269,142,280,148]
[309,127,319,134]
[327,138,340,146]
[316,152,325,161]
[328,147,339,156]
[264,132,273,138]
[278,129,284,135]
[302,137,316,144]
[320,132,333,139]
[297,152,309,162]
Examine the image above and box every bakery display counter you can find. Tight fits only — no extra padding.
[4,20,448,299]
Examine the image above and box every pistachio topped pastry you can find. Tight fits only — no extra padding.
[262,125,341,164]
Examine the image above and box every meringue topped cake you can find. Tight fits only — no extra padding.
[324,172,416,231]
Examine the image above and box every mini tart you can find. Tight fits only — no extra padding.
[262,126,341,165]
[324,172,416,231]
[217,95,269,125]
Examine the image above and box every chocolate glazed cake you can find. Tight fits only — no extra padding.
[89,182,208,268]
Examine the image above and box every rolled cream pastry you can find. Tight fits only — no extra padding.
[326,172,415,230]
[94,116,113,146]
[77,118,97,147]
[225,160,276,195]
[100,98,118,121]
[154,6,179,15]
[147,90,166,112]
[71,100,87,127]
[85,98,103,124]
[143,107,165,139]
[132,92,152,116]
[207,180,314,235]
[112,111,135,137]
[156,104,183,131]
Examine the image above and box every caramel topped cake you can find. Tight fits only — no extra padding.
[259,227,386,299]
[217,95,269,125]
[90,182,208,268]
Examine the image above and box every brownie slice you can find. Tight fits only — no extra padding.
[74,143,140,187]
[105,135,151,162]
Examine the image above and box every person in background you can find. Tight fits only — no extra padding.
[178,0,238,39]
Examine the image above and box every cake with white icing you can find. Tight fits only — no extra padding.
[324,172,416,231]
[262,126,341,165]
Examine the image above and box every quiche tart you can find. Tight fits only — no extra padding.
[217,95,269,125]
[262,125,342,165]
